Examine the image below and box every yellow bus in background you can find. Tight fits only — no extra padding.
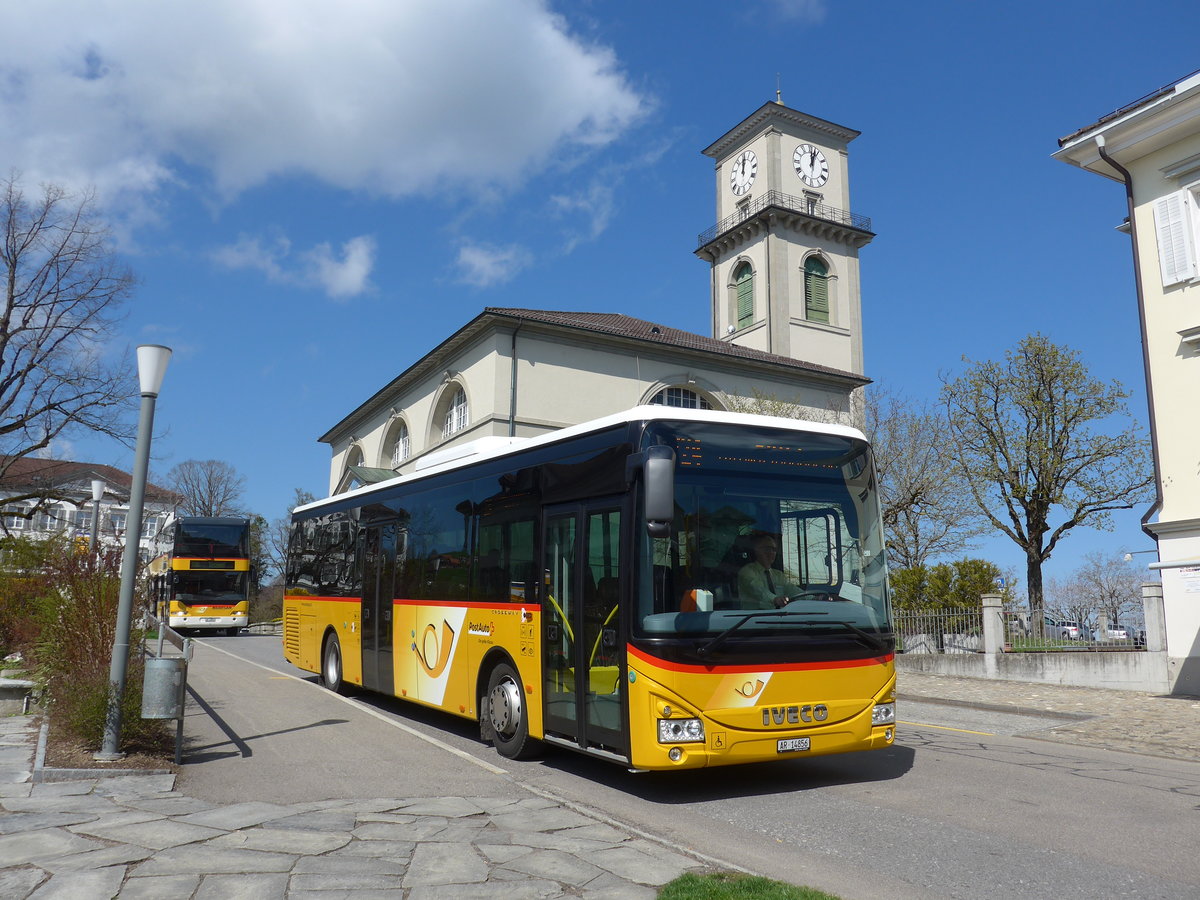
[283,407,895,770]
[149,516,252,635]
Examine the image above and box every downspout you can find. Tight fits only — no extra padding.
[508,325,521,437]
[1094,134,1163,541]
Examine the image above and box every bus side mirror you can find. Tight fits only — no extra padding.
[643,446,675,538]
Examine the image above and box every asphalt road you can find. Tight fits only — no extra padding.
[189,633,1200,900]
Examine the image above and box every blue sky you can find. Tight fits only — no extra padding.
[3,0,1193,587]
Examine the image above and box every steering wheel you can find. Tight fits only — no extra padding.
[782,590,847,606]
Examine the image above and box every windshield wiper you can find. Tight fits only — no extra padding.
[793,619,893,654]
[696,610,830,657]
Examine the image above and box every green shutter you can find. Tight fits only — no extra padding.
[735,263,753,328]
[804,258,829,324]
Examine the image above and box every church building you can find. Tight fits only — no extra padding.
[319,101,876,497]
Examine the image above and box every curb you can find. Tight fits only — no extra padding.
[31,719,175,785]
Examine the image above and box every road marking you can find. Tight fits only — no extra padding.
[198,642,510,776]
[899,719,995,736]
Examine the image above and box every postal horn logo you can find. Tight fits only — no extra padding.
[414,620,456,677]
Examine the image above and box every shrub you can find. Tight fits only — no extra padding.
[25,536,167,751]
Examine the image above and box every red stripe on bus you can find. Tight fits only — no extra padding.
[627,644,893,674]
[283,595,538,612]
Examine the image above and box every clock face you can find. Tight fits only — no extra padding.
[794,143,829,188]
[729,150,757,195]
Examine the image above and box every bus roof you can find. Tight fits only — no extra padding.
[294,405,867,518]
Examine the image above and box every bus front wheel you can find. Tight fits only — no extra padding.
[322,633,348,695]
[486,662,539,760]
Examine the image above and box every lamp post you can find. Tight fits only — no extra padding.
[89,479,105,554]
[97,344,172,761]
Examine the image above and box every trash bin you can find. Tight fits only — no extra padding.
[141,656,187,719]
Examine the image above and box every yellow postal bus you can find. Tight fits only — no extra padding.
[148,516,252,635]
[283,407,895,770]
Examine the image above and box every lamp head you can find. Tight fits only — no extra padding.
[91,479,105,502]
[136,345,173,396]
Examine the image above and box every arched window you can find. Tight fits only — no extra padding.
[442,387,468,438]
[650,387,711,409]
[390,420,410,467]
[733,261,754,329]
[804,257,830,324]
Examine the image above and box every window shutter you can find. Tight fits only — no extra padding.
[804,258,830,324]
[735,264,753,327]
[1153,191,1196,286]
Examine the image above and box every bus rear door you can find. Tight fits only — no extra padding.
[360,522,396,695]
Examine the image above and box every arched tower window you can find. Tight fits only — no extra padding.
[442,387,468,438]
[650,387,712,410]
[804,257,830,324]
[733,261,754,329]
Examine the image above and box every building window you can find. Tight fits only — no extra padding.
[1153,188,1198,286]
[650,387,711,409]
[2,505,29,531]
[734,262,754,329]
[390,421,411,467]
[443,387,468,438]
[109,512,127,533]
[804,256,830,324]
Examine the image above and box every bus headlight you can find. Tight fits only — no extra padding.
[872,702,896,726]
[658,718,704,743]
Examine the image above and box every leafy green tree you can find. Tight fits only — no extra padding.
[891,558,1014,611]
[940,334,1153,627]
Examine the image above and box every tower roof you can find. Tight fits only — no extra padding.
[702,101,860,160]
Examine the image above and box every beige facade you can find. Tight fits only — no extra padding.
[1055,70,1200,693]
[321,309,866,495]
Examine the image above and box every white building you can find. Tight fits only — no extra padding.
[0,458,178,560]
[1054,69,1200,694]
[320,100,877,496]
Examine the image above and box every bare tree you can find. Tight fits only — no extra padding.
[166,460,247,516]
[1048,550,1144,633]
[941,334,1154,627]
[268,487,316,577]
[0,176,137,514]
[864,386,986,570]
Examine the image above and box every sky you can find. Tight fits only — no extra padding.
[2,0,1194,589]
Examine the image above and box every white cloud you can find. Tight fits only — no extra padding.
[213,232,376,301]
[455,242,532,288]
[0,1,647,206]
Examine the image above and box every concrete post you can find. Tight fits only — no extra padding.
[981,593,1004,655]
[1141,582,1166,652]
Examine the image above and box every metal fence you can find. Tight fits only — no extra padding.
[1003,610,1146,652]
[894,608,984,655]
[896,606,1147,654]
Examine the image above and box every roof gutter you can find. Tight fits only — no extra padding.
[1094,133,1163,541]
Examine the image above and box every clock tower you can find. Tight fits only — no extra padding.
[695,101,874,375]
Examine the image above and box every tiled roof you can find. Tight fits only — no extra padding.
[0,457,178,504]
[483,307,866,382]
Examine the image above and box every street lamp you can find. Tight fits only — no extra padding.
[97,344,172,761]
[89,479,105,554]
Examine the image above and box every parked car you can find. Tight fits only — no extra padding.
[1094,623,1129,641]
[1044,617,1084,640]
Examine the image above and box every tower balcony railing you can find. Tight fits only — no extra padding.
[697,190,872,248]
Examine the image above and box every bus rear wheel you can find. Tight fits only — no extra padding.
[486,662,539,760]
[322,633,348,695]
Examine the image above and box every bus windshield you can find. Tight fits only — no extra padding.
[175,520,249,558]
[635,420,891,646]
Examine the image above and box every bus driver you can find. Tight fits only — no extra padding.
[737,533,800,609]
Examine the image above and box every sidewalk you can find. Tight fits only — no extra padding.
[897,669,1200,761]
[2,670,1197,898]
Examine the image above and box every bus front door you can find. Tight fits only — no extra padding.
[541,502,626,759]
[360,523,396,695]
